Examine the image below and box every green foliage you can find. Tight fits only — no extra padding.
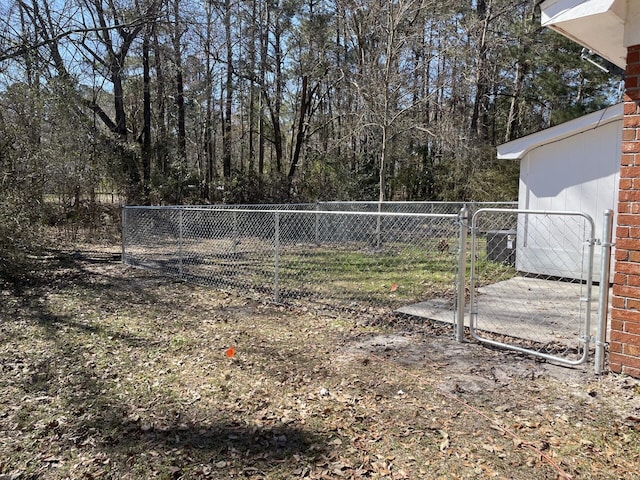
[0,185,43,286]
[222,171,291,204]
[297,155,378,201]
[0,78,124,283]
[538,41,615,123]
[0,84,45,285]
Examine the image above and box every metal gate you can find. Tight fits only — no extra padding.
[467,208,599,366]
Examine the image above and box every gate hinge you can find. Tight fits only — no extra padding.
[587,238,616,248]
[580,334,593,345]
[594,339,609,349]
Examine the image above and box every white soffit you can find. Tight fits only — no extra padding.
[541,0,626,68]
[496,103,623,160]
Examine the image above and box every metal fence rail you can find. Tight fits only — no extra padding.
[316,201,517,215]
[468,208,596,366]
[123,206,463,314]
[171,201,516,215]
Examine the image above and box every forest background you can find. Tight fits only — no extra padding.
[0,0,624,282]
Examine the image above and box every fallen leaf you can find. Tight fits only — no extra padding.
[390,282,398,292]
[439,430,450,452]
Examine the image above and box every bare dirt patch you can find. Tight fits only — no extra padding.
[1,244,640,479]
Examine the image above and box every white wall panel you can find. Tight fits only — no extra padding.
[516,119,621,281]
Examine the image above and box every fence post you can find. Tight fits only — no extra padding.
[233,210,239,254]
[595,209,614,375]
[376,201,382,249]
[315,202,320,245]
[456,205,470,342]
[274,211,280,303]
[178,209,184,278]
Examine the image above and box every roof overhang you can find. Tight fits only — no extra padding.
[541,0,627,69]
[497,103,623,160]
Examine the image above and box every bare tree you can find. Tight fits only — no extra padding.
[344,0,436,202]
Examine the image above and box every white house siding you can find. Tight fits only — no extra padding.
[498,104,622,281]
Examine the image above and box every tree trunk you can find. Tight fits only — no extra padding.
[470,0,490,140]
[258,3,269,178]
[379,124,388,203]
[248,0,257,173]
[153,29,168,175]
[505,61,524,142]
[142,27,151,200]
[289,76,309,180]
[204,1,216,200]
[172,0,186,167]
[272,14,284,174]
[222,0,233,179]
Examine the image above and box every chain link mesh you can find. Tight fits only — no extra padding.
[469,209,595,364]
[123,207,462,314]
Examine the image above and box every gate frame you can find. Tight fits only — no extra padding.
[467,208,596,367]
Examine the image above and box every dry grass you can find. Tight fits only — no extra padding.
[1,244,640,479]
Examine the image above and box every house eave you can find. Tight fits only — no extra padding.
[497,103,623,160]
[541,0,626,69]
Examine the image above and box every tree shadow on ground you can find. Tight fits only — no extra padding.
[11,308,329,477]
[7,249,205,325]
[89,418,327,461]
[3,250,331,477]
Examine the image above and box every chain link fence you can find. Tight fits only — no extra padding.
[122,202,612,371]
[122,206,465,315]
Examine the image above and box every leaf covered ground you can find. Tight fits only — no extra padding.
[1,245,640,479]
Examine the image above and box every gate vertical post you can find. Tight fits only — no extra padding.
[274,211,280,303]
[595,209,614,375]
[456,205,470,342]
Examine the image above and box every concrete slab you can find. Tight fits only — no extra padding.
[397,276,602,346]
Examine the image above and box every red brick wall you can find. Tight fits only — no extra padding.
[611,44,640,377]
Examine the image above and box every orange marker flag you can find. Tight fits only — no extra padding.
[225,346,236,358]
